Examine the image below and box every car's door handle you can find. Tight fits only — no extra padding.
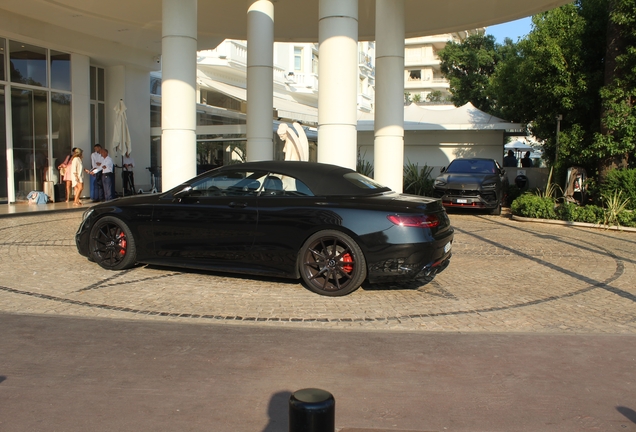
[229,202,247,208]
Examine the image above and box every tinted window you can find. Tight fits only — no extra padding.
[343,172,389,190]
[260,173,313,197]
[10,41,47,87]
[446,159,496,174]
[190,170,314,198]
[191,170,267,197]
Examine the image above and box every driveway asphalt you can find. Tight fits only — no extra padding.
[0,211,635,431]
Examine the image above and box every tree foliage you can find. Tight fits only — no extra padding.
[438,34,501,113]
[438,0,636,182]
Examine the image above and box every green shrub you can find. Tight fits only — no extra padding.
[511,194,557,219]
[403,160,434,196]
[599,169,636,210]
[556,202,605,224]
[616,210,636,228]
[356,150,374,177]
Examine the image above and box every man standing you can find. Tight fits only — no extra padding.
[100,148,115,201]
[503,150,518,168]
[90,144,104,201]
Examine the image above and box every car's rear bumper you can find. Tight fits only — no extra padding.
[366,228,454,283]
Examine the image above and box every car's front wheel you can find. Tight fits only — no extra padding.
[299,230,367,296]
[490,202,502,215]
[89,216,137,270]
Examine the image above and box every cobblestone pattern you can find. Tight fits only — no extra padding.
[1,212,635,333]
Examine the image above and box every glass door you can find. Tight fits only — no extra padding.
[11,88,48,200]
[0,87,6,203]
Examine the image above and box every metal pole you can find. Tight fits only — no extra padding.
[555,114,562,165]
[289,388,335,432]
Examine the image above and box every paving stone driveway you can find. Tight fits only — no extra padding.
[1,211,635,333]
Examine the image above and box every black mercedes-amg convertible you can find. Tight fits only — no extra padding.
[76,161,454,296]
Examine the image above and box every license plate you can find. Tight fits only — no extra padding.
[456,199,468,203]
[444,242,452,253]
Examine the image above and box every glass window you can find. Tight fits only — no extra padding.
[446,159,496,174]
[0,86,6,203]
[151,104,161,128]
[11,88,49,199]
[90,67,96,100]
[51,92,72,167]
[50,51,71,91]
[260,173,313,197]
[10,41,47,87]
[191,170,268,197]
[0,38,5,82]
[97,103,105,144]
[150,75,162,95]
[343,172,389,190]
[294,47,303,71]
[97,68,105,101]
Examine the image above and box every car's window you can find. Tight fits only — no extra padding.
[343,172,389,190]
[446,159,496,174]
[190,170,268,197]
[259,173,314,197]
[188,170,314,197]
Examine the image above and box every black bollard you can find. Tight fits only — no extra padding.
[289,388,335,432]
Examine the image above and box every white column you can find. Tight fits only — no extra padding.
[317,0,358,170]
[161,0,197,191]
[246,0,274,162]
[374,0,405,192]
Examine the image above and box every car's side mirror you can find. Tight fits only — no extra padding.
[173,186,193,199]
[440,167,446,173]
[500,169,506,175]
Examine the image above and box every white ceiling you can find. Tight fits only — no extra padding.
[1,0,570,56]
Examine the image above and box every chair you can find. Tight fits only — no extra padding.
[263,176,283,194]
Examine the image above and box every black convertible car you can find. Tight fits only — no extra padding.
[433,158,508,215]
[76,161,454,296]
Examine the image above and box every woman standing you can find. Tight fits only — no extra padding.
[70,148,84,206]
[57,148,76,202]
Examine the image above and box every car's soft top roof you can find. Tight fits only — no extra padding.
[216,161,391,196]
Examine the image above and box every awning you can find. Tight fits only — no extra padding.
[357,102,521,131]
[197,73,318,126]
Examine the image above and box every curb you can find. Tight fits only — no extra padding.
[511,215,636,233]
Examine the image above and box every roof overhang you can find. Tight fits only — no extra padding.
[1,0,571,59]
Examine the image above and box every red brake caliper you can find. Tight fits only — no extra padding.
[117,232,127,256]
[341,253,353,273]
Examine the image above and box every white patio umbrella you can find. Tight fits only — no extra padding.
[112,99,132,155]
[504,141,533,151]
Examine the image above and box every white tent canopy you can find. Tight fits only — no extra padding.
[357,103,521,132]
[505,141,533,151]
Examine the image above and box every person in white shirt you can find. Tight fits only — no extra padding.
[100,148,115,201]
[90,144,104,201]
[122,152,136,195]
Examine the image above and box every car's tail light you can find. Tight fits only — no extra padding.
[388,214,440,228]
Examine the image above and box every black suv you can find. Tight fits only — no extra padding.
[433,158,507,215]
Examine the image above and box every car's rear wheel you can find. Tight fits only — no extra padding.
[299,230,367,296]
[89,216,137,270]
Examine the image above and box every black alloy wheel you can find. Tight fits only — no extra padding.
[299,230,367,296]
[89,216,137,270]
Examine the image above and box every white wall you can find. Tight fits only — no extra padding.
[359,129,505,174]
[71,53,91,159]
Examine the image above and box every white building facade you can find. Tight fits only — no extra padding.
[1,0,571,203]
[404,31,481,103]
